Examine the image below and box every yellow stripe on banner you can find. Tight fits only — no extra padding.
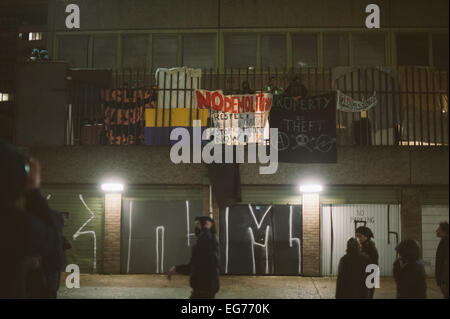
[145,108,209,128]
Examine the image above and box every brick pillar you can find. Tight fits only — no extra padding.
[103,193,122,274]
[302,193,321,276]
[401,187,422,242]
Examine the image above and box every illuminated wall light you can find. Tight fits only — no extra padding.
[299,184,323,193]
[101,183,124,193]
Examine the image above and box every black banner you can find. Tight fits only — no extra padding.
[270,93,337,163]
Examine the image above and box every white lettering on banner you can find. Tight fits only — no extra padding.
[337,90,378,112]
[196,90,272,144]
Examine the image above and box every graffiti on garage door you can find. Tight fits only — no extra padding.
[121,199,202,274]
[220,204,303,275]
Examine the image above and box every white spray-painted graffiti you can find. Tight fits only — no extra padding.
[289,205,302,274]
[126,201,133,274]
[248,225,271,275]
[224,204,302,275]
[225,207,229,274]
[247,204,272,275]
[155,226,165,273]
[186,200,196,247]
[73,194,97,272]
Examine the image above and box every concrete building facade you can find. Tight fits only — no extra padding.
[12,0,449,276]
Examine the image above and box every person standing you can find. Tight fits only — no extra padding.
[239,81,254,95]
[167,216,220,299]
[355,226,379,298]
[264,76,284,96]
[285,76,308,101]
[393,240,427,299]
[435,221,449,299]
[336,238,370,299]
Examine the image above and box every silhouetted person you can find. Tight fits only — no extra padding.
[435,221,449,299]
[285,76,308,100]
[150,85,158,108]
[0,140,64,298]
[264,76,284,95]
[393,240,427,299]
[167,216,220,299]
[240,81,254,95]
[355,226,379,299]
[336,238,370,299]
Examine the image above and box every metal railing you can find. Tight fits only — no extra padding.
[66,66,449,146]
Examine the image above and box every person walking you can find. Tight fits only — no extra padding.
[167,216,220,299]
[435,221,449,299]
[355,226,379,298]
[393,240,427,299]
[336,238,370,299]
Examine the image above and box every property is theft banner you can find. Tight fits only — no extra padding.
[270,93,337,163]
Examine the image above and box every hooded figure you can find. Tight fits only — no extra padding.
[355,226,378,299]
[435,221,449,299]
[336,238,370,299]
[393,240,427,299]
[169,216,220,299]
[0,140,63,298]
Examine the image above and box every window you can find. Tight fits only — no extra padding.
[0,92,10,102]
[224,34,257,69]
[323,33,349,68]
[152,36,178,70]
[396,33,428,66]
[123,35,148,69]
[28,32,43,41]
[433,33,449,68]
[292,33,318,67]
[58,36,89,68]
[353,34,386,66]
[183,34,215,69]
[93,36,117,69]
[261,34,286,70]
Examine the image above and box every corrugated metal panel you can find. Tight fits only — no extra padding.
[422,188,449,205]
[123,186,203,201]
[321,204,401,277]
[42,187,104,274]
[320,187,401,204]
[421,205,449,277]
[240,186,302,204]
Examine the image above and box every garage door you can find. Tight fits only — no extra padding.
[120,186,203,274]
[42,187,104,274]
[220,186,303,275]
[421,205,449,277]
[321,204,401,276]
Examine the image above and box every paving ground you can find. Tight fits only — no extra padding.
[57,274,445,299]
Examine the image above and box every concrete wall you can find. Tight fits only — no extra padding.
[49,0,448,31]
[30,145,449,187]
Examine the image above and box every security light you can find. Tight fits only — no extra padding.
[299,184,323,193]
[101,183,124,193]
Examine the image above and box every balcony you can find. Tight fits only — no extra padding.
[65,66,448,147]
